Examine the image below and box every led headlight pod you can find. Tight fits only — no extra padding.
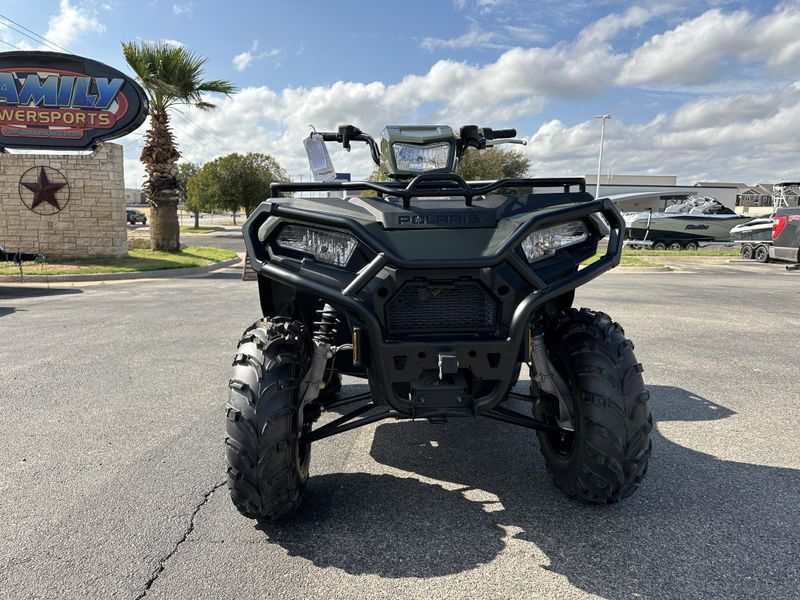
[275,225,357,267]
[521,221,589,262]
[392,141,452,172]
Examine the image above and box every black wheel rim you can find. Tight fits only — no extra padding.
[540,355,577,457]
[544,417,575,456]
[299,420,311,465]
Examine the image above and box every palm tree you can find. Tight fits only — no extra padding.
[122,41,234,251]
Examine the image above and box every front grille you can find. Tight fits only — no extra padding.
[385,280,497,336]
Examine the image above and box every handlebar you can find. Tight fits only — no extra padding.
[456,124,521,157]
[316,125,381,165]
[315,123,523,167]
[483,128,517,140]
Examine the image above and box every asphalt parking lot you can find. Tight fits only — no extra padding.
[1,263,798,599]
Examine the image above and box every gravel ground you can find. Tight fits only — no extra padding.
[0,263,798,600]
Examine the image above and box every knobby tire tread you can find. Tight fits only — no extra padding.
[225,318,309,521]
[534,308,652,504]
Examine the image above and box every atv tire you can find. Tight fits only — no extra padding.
[225,318,310,520]
[533,308,652,503]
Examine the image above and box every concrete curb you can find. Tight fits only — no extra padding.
[0,257,241,283]
[129,232,243,239]
[3,258,672,284]
[611,265,673,273]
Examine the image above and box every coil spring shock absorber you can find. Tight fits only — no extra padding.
[313,304,340,345]
[300,304,340,405]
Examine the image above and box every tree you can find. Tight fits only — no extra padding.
[176,162,202,228]
[456,146,530,180]
[188,153,288,221]
[122,41,234,251]
[361,165,391,197]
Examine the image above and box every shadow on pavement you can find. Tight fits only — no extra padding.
[258,472,504,578]
[259,385,799,596]
[0,286,82,318]
[0,286,82,299]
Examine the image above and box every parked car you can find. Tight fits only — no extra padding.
[0,243,41,262]
[769,206,800,265]
[126,209,147,225]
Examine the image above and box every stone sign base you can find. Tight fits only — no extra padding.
[0,143,127,258]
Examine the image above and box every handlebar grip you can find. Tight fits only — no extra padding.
[320,132,338,142]
[489,128,517,139]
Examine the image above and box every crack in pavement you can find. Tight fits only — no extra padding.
[134,479,226,599]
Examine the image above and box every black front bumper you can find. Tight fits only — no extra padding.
[244,196,624,417]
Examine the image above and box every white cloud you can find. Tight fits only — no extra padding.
[618,5,800,86]
[44,0,105,50]
[743,3,800,71]
[504,25,548,44]
[579,5,660,45]
[618,9,748,85]
[232,51,254,72]
[421,25,504,50]
[454,0,507,9]
[232,40,281,71]
[172,2,193,16]
[523,83,800,184]
[135,36,186,48]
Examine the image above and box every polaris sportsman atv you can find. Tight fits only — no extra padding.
[225,124,652,520]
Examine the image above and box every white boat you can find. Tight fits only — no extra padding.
[623,197,751,250]
[730,216,774,243]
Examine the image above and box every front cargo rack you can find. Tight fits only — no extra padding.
[270,173,587,208]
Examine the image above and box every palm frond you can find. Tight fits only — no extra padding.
[193,101,216,111]
[121,40,235,111]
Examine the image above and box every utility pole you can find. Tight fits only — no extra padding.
[593,114,611,199]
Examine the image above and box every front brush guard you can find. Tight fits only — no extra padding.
[244,196,624,417]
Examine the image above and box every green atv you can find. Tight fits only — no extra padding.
[225,124,652,520]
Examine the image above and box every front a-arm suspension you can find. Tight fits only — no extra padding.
[528,316,576,431]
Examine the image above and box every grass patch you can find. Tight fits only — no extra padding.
[179,226,224,233]
[582,247,738,267]
[618,256,665,267]
[582,252,665,268]
[0,246,237,275]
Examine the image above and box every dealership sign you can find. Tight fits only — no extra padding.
[0,51,147,150]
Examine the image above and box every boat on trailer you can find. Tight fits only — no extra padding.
[730,217,774,243]
[623,197,751,250]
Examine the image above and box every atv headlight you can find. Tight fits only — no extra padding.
[521,221,589,262]
[392,142,452,172]
[275,225,357,267]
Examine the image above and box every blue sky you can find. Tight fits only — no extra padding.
[1,0,798,187]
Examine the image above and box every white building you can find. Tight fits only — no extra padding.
[124,188,144,206]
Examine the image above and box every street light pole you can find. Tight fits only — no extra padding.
[593,114,611,199]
